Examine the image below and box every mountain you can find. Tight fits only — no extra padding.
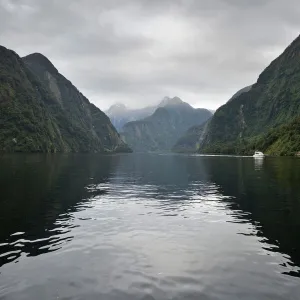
[199,35,300,156]
[172,121,210,153]
[105,103,156,131]
[121,97,212,152]
[158,96,183,107]
[0,46,130,153]
[172,85,252,153]
[245,117,300,156]
[226,85,253,103]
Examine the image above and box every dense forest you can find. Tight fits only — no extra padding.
[197,35,300,156]
[0,46,130,153]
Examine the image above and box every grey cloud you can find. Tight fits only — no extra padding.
[0,0,299,110]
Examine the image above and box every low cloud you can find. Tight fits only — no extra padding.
[1,0,299,110]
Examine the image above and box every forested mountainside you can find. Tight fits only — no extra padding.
[0,46,130,153]
[226,85,253,103]
[219,117,300,156]
[172,121,209,153]
[121,97,212,152]
[199,35,300,156]
[173,85,253,153]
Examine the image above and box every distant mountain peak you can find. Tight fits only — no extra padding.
[121,98,212,152]
[110,103,127,110]
[107,103,127,115]
[23,52,58,74]
[159,96,184,107]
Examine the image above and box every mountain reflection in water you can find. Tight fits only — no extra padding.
[0,153,299,300]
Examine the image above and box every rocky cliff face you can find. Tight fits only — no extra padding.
[199,35,300,155]
[121,97,212,152]
[0,46,130,153]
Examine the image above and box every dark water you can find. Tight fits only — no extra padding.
[0,153,300,300]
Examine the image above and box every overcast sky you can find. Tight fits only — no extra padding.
[0,0,299,110]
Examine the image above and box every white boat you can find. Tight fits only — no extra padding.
[253,151,265,158]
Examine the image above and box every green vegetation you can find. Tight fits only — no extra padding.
[202,117,300,156]
[121,98,212,152]
[199,35,300,156]
[0,46,131,153]
[259,118,300,156]
[172,123,207,153]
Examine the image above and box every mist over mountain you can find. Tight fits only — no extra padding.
[2,34,300,156]
[173,85,251,153]
[121,97,212,152]
[105,103,157,131]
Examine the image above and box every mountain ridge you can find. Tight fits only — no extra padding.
[198,34,300,155]
[0,45,131,153]
[105,103,157,131]
[106,96,203,132]
[172,84,252,153]
[121,97,212,152]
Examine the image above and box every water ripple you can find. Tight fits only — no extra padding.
[1,154,300,299]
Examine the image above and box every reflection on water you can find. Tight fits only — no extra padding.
[0,154,300,300]
[254,157,264,170]
[0,154,116,267]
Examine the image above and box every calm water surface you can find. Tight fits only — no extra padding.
[0,153,300,299]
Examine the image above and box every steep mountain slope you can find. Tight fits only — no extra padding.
[173,85,252,153]
[121,97,212,152]
[200,35,300,155]
[105,103,156,131]
[0,46,63,152]
[227,85,253,103]
[0,46,130,153]
[237,117,300,156]
[172,121,210,153]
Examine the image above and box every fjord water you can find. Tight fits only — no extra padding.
[0,154,300,299]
